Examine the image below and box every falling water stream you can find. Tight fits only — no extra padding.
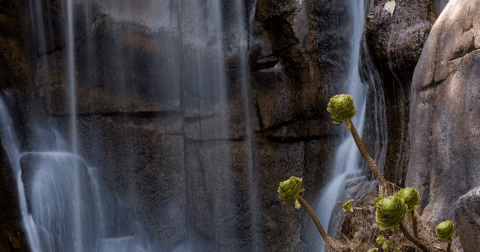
[0,0,384,251]
[312,0,377,251]
[0,0,253,251]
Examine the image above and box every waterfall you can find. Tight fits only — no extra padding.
[311,0,382,250]
[0,95,43,251]
[0,92,153,251]
[0,0,254,251]
[65,0,84,251]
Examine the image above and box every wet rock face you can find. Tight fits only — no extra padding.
[250,0,368,250]
[366,0,434,81]
[407,0,480,243]
[0,94,30,252]
[37,0,358,250]
[0,0,385,251]
[364,0,435,186]
[250,0,352,132]
[0,0,34,99]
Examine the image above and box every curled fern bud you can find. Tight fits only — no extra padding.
[393,248,400,252]
[327,94,357,130]
[278,176,304,209]
[343,199,353,212]
[396,187,419,212]
[374,195,407,230]
[376,235,385,245]
[368,249,379,252]
[436,220,455,240]
[383,240,392,250]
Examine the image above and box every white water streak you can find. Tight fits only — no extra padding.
[315,0,368,251]
[66,0,82,251]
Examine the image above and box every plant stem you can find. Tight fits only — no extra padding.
[298,196,328,241]
[447,239,451,252]
[298,196,338,251]
[410,211,418,238]
[399,221,428,252]
[348,119,388,190]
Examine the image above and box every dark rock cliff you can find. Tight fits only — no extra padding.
[365,0,437,187]
[0,0,389,251]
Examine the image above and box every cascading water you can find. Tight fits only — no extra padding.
[0,0,254,251]
[311,0,381,250]
[0,92,151,252]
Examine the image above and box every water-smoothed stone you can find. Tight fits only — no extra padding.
[454,186,480,252]
[434,0,449,17]
[406,0,480,243]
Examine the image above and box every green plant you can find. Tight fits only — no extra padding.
[277,94,458,252]
[436,220,455,252]
[329,94,429,251]
[376,235,385,245]
[375,235,392,252]
[327,94,357,130]
[277,176,341,251]
[328,94,389,193]
[383,239,392,250]
[373,195,407,230]
[396,187,419,237]
[373,236,398,252]
[343,199,354,212]
[278,176,304,209]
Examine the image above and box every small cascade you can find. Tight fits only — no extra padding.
[233,0,260,248]
[311,0,383,250]
[65,0,83,251]
[0,95,42,252]
[0,93,153,252]
[21,152,101,252]
[2,0,254,251]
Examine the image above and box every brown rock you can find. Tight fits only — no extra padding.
[250,0,352,132]
[0,0,389,251]
[365,0,437,186]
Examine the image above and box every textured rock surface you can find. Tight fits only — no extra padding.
[454,186,480,252]
[365,0,436,186]
[407,0,480,238]
[0,0,388,251]
[250,0,386,250]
